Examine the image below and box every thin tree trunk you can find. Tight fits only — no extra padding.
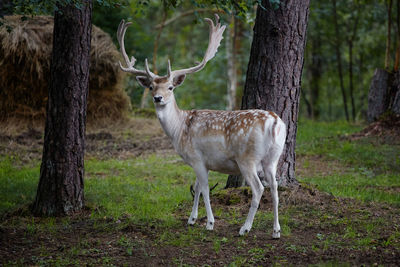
[140,10,167,109]
[310,35,322,119]
[349,40,356,121]
[227,15,237,111]
[32,1,92,216]
[226,0,310,187]
[347,0,360,122]
[385,0,393,70]
[394,0,400,71]
[332,0,350,122]
[301,88,312,118]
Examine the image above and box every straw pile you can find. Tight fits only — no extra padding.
[0,15,130,125]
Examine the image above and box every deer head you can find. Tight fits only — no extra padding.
[117,14,226,106]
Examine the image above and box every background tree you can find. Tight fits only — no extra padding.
[227,0,310,187]
[332,0,350,122]
[368,0,400,122]
[300,0,387,121]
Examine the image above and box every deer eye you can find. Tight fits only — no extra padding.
[149,85,154,90]
[168,86,173,91]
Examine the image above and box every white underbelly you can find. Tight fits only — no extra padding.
[206,157,240,175]
[197,140,241,174]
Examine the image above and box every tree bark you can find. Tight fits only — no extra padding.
[227,15,238,111]
[32,1,92,216]
[332,0,350,122]
[226,0,310,187]
[310,35,322,119]
[385,0,393,70]
[347,0,360,122]
[140,9,167,109]
[348,40,356,121]
[367,69,390,122]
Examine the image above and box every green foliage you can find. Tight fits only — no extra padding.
[8,0,127,16]
[301,0,387,121]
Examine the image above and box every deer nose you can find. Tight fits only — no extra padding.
[154,96,163,103]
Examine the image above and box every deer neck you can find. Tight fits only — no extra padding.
[155,95,186,144]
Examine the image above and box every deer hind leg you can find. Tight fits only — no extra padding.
[192,165,214,230]
[238,162,264,236]
[262,147,283,239]
[188,179,200,225]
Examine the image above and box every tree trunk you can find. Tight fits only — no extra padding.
[394,0,400,71]
[32,1,92,216]
[349,40,356,121]
[347,0,360,122]
[332,0,350,121]
[226,0,310,188]
[300,87,312,118]
[226,15,238,111]
[367,69,390,122]
[140,9,167,109]
[385,0,393,70]
[391,71,400,114]
[310,35,322,119]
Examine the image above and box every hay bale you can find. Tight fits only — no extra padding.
[0,15,130,124]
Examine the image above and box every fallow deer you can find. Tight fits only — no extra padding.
[117,15,286,238]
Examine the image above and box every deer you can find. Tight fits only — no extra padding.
[116,14,286,238]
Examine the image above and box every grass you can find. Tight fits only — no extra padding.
[0,154,228,224]
[0,157,39,214]
[297,119,400,206]
[1,119,400,265]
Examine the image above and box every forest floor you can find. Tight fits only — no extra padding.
[0,116,399,266]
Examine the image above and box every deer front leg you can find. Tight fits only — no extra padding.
[188,180,200,225]
[239,163,264,236]
[192,165,214,230]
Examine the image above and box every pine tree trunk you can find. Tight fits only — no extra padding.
[226,0,310,187]
[349,40,356,121]
[332,0,350,121]
[226,15,238,111]
[367,69,390,122]
[32,1,92,216]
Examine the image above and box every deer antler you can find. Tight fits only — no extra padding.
[168,14,226,79]
[117,19,156,78]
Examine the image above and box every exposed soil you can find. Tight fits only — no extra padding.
[0,117,173,164]
[1,117,399,266]
[349,113,400,144]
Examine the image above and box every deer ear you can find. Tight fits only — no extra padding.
[173,74,186,87]
[136,76,151,88]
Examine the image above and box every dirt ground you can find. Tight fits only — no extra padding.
[1,117,400,266]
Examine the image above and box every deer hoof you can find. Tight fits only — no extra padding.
[206,221,214,230]
[239,225,251,236]
[187,217,197,225]
[272,230,280,239]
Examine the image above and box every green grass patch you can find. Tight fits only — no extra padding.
[297,119,363,144]
[302,173,400,205]
[297,120,400,205]
[0,157,39,214]
[85,155,227,225]
[0,154,228,224]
